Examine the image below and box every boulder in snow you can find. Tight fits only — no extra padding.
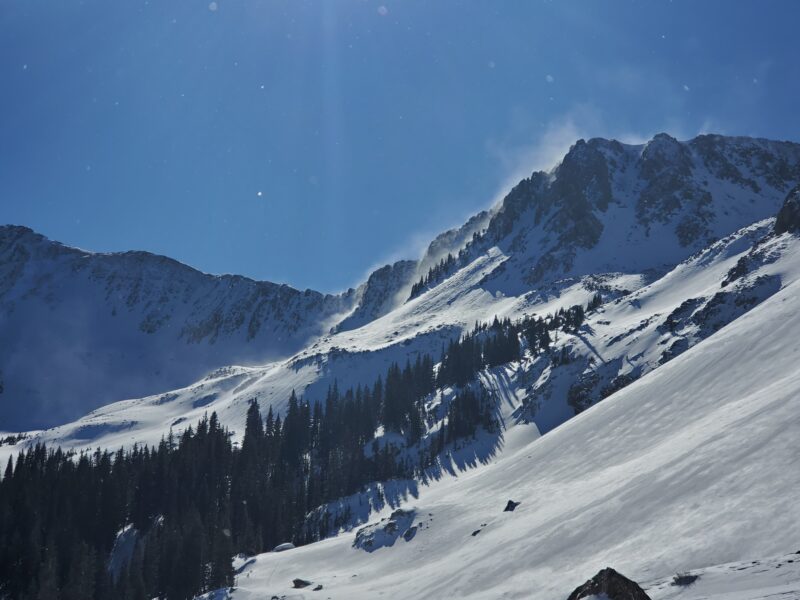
[566,567,651,600]
[353,509,416,552]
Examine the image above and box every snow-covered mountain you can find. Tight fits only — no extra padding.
[221,265,800,599]
[2,132,800,598]
[3,132,797,437]
[0,225,368,429]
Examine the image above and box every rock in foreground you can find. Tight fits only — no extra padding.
[566,567,651,600]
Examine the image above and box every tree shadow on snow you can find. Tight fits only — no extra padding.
[420,428,504,483]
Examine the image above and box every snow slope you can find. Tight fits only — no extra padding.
[2,134,798,432]
[0,225,362,429]
[8,215,796,469]
[223,266,800,600]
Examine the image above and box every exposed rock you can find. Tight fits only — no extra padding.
[671,572,699,586]
[353,509,417,552]
[402,525,418,542]
[504,500,520,512]
[566,567,651,600]
[292,578,313,588]
[774,184,800,234]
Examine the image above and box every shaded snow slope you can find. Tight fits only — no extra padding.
[223,270,800,600]
[0,225,362,429]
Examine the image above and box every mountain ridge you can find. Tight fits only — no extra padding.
[1,132,799,431]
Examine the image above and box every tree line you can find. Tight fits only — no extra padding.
[0,295,601,600]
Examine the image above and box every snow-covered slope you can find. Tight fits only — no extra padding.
[0,226,362,429]
[2,133,800,599]
[2,133,799,450]
[219,263,800,600]
[461,133,800,296]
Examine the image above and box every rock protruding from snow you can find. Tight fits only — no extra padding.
[503,500,521,512]
[566,567,651,600]
[774,184,800,234]
[352,509,417,552]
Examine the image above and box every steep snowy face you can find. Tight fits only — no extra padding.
[0,226,357,429]
[461,133,800,294]
[218,272,800,600]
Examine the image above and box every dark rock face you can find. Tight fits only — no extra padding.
[637,133,713,246]
[566,567,651,600]
[292,578,313,588]
[774,184,800,234]
[463,134,800,294]
[503,500,520,512]
[547,139,610,248]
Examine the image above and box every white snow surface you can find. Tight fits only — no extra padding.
[221,274,800,599]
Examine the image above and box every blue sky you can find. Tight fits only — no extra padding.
[2,1,799,292]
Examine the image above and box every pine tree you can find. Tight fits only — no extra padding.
[33,546,59,600]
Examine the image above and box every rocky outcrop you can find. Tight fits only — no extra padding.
[467,134,800,291]
[774,184,800,234]
[637,133,714,246]
[353,509,418,552]
[566,567,651,600]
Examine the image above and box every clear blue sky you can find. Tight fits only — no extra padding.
[2,1,799,292]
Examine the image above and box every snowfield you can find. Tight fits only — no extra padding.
[223,274,800,599]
